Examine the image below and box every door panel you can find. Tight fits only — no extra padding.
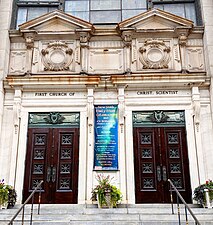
[163,127,191,202]
[134,127,191,203]
[53,128,79,203]
[23,128,79,204]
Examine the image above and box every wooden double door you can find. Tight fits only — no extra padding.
[23,127,79,204]
[133,127,192,203]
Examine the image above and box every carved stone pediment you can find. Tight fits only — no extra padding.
[19,10,94,34]
[117,8,193,32]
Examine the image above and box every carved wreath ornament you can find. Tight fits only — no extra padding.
[41,41,73,71]
[139,39,171,69]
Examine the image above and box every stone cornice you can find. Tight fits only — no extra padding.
[111,74,210,87]
[5,75,101,88]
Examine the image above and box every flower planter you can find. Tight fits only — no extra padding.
[97,190,113,208]
[2,202,8,209]
[193,180,213,208]
[203,189,213,208]
[91,174,122,209]
[0,202,8,210]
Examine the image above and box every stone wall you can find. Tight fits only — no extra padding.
[0,0,13,182]
[201,0,213,179]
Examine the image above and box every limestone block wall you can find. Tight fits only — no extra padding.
[0,0,13,181]
[8,35,206,76]
[200,0,213,181]
[201,0,213,76]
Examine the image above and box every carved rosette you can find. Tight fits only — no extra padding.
[139,39,171,69]
[41,41,73,71]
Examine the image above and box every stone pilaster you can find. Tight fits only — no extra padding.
[9,88,22,187]
[86,86,95,203]
[118,85,127,203]
[191,86,205,184]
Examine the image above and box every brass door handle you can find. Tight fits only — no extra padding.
[157,166,161,181]
[47,167,51,182]
[51,166,56,183]
[162,166,167,181]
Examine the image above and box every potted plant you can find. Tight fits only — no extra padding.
[0,179,17,209]
[0,179,9,209]
[91,174,122,208]
[193,179,213,208]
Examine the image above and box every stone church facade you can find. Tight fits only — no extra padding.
[0,0,213,204]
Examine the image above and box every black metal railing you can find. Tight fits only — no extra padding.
[8,180,43,225]
[168,179,201,225]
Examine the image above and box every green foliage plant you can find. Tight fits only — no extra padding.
[193,179,213,206]
[0,179,17,208]
[0,179,9,205]
[91,174,122,208]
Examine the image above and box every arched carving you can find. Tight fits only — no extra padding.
[139,39,171,69]
[41,41,73,71]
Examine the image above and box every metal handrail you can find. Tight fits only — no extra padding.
[168,179,201,225]
[8,180,43,225]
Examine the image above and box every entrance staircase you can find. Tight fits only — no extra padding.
[0,204,213,225]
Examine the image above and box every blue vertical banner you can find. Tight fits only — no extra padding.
[94,105,118,170]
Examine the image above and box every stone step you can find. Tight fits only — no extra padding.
[3,222,213,225]
[3,204,211,215]
[0,204,212,225]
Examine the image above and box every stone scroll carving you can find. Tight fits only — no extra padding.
[41,41,73,71]
[139,39,171,69]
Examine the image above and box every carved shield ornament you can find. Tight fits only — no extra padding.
[139,39,171,69]
[41,41,73,71]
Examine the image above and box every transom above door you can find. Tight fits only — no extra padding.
[133,111,192,203]
[23,112,80,204]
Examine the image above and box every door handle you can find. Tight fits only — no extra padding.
[162,166,167,181]
[47,167,51,182]
[157,166,161,181]
[51,166,56,183]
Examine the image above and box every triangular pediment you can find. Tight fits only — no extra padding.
[118,8,193,31]
[19,10,94,33]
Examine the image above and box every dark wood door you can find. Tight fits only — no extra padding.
[23,127,79,204]
[133,127,192,203]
